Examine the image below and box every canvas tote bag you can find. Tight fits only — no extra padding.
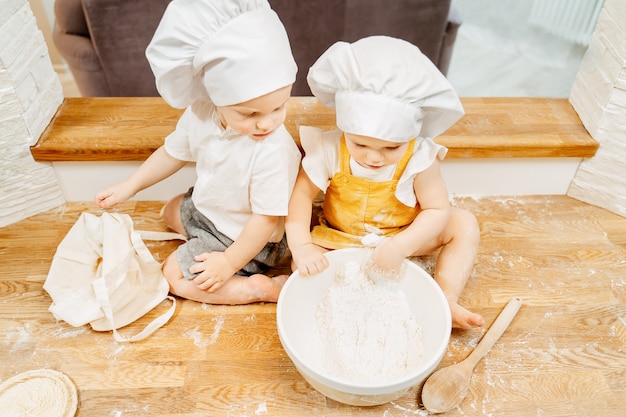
[44,212,185,342]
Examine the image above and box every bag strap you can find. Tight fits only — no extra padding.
[137,230,188,242]
[111,297,176,342]
[93,224,185,343]
[94,274,176,343]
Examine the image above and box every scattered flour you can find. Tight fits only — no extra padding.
[360,232,386,247]
[255,401,268,414]
[316,261,424,384]
[182,316,224,348]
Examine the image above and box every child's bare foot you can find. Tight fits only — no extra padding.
[449,300,485,329]
[166,263,289,305]
[247,274,289,302]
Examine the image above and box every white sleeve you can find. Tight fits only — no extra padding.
[164,102,216,162]
[163,105,195,161]
[395,138,448,207]
[300,126,341,192]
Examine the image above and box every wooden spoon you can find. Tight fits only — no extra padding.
[421,297,523,413]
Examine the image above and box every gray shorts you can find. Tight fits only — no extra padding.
[176,188,286,279]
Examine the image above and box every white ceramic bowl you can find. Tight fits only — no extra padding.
[276,248,451,406]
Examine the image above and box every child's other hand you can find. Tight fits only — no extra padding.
[292,243,329,276]
[95,183,135,208]
[190,252,237,292]
[371,238,405,273]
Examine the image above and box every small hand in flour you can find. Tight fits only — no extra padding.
[290,243,329,276]
[366,238,405,281]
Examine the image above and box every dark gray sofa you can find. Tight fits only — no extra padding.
[53,0,461,97]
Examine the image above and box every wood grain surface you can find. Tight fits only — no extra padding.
[31,97,598,161]
[1,196,625,416]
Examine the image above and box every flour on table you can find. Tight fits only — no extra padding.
[316,261,424,384]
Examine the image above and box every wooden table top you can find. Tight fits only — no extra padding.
[2,195,625,416]
[31,97,598,161]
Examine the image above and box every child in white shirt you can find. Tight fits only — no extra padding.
[96,0,301,305]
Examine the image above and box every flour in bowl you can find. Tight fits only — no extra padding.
[316,261,424,384]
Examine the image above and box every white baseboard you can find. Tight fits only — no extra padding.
[441,157,581,196]
[50,157,582,202]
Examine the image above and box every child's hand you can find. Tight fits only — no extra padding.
[95,182,136,208]
[371,238,405,275]
[190,252,237,292]
[291,243,329,276]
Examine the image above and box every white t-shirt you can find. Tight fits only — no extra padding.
[300,126,447,207]
[165,101,302,242]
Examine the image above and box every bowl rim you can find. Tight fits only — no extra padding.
[276,247,452,396]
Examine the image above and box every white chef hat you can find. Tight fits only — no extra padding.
[146,0,297,109]
[307,36,464,142]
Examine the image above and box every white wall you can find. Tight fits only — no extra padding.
[567,0,626,218]
[28,0,63,67]
[0,0,64,227]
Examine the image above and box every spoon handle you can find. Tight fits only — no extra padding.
[466,297,523,368]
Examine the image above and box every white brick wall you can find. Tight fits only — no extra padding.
[568,0,626,218]
[0,0,64,227]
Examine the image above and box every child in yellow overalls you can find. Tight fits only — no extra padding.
[285,36,484,329]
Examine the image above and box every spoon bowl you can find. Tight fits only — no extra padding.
[421,361,472,413]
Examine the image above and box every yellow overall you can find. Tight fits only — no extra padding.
[311,136,420,249]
